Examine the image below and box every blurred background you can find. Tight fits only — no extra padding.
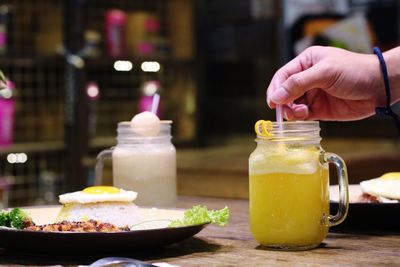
[0,0,399,207]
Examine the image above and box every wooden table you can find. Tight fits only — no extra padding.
[0,196,399,266]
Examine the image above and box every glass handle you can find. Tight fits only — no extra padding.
[322,152,349,227]
[95,148,113,186]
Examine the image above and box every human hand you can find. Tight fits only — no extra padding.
[267,46,387,121]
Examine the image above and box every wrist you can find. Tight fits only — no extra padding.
[383,47,400,104]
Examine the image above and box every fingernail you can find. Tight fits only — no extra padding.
[270,88,289,103]
[266,97,274,108]
[283,108,293,120]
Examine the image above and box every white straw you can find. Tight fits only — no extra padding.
[276,104,284,136]
[273,77,283,128]
[276,104,283,123]
[151,93,160,114]
[273,75,284,142]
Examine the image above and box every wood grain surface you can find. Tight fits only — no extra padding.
[1,196,399,266]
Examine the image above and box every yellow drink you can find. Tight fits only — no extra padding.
[249,120,349,250]
[249,147,329,249]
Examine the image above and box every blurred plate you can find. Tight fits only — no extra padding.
[330,185,400,232]
[0,206,208,254]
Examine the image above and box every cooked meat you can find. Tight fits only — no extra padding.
[357,193,400,203]
[357,193,380,203]
[24,219,130,232]
[22,218,36,228]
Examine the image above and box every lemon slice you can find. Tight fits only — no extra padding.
[254,120,273,137]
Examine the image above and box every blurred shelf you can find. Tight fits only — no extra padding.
[89,136,116,150]
[0,0,194,205]
[88,135,198,151]
[85,57,195,69]
[0,141,65,154]
[0,55,64,67]
[0,54,194,69]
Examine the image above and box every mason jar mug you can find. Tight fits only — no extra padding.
[249,121,349,250]
[95,121,176,207]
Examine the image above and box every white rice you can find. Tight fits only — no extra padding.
[57,202,141,228]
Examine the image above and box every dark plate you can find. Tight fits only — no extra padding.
[0,206,208,254]
[329,185,400,232]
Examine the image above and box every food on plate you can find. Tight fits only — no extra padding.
[57,186,141,227]
[0,188,230,233]
[25,219,129,232]
[357,193,381,203]
[59,185,137,203]
[359,172,400,203]
[169,205,229,227]
[0,208,35,229]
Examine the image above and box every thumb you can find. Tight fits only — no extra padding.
[269,65,326,104]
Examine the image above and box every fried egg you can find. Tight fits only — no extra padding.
[360,172,400,200]
[59,186,138,204]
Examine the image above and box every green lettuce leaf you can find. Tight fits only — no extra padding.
[169,205,229,227]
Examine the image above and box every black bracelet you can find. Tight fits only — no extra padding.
[373,47,400,136]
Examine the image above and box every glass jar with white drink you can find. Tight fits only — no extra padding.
[95,111,176,207]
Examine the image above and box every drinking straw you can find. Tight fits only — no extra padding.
[273,78,283,131]
[275,104,284,136]
[276,104,283,123]
[272,76,285,147]
[151,93,160,114]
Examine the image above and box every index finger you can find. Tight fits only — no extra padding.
[267,48,315,107]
